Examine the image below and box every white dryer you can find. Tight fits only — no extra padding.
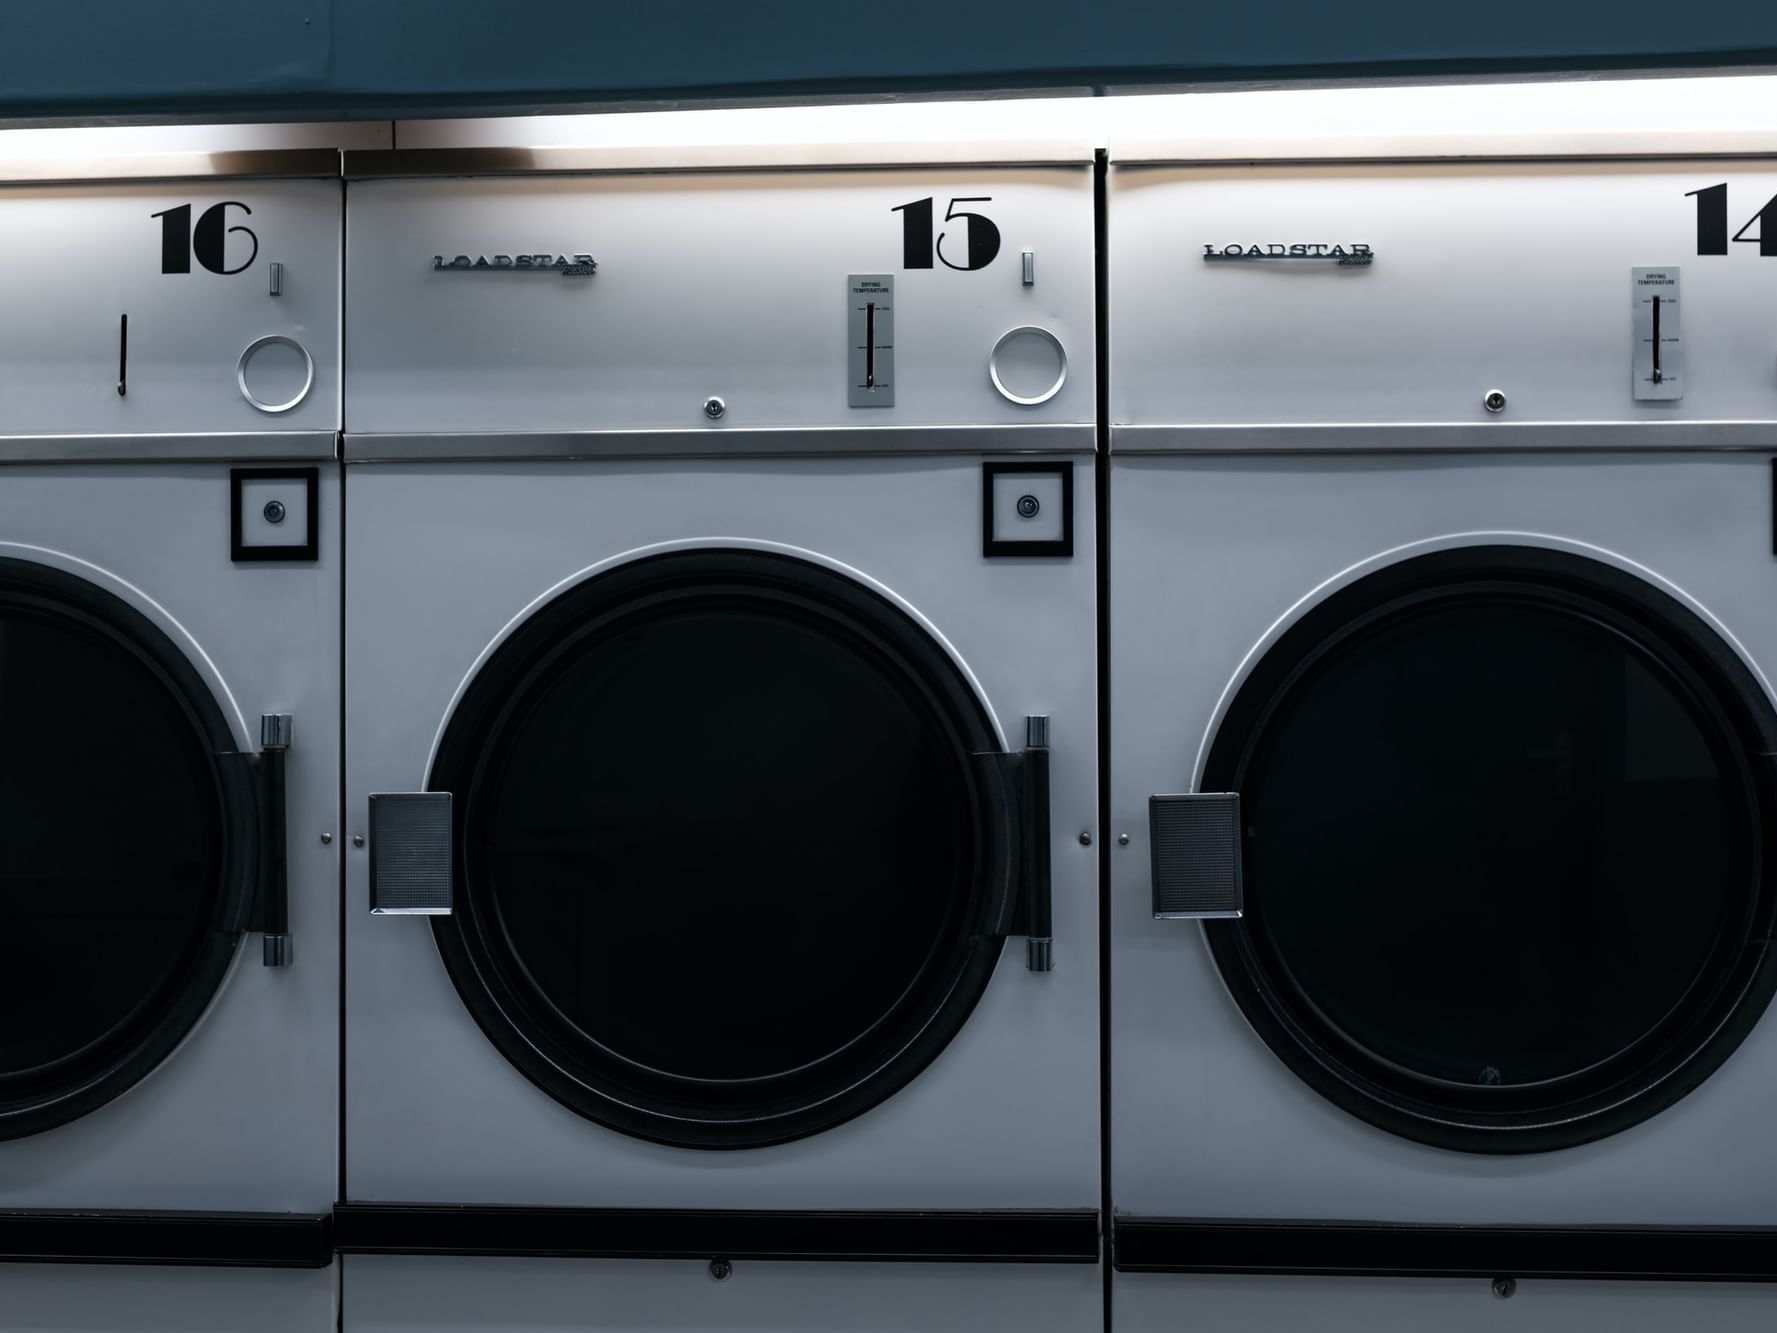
[1106,143,1777,1325]
[0,151,341,1328]
[334,143,1101,1328]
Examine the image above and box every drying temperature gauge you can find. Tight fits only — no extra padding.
[847,274,894,408]
[1632,267,1683,401]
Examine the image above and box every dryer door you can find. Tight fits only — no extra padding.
[409,548,1051,1149]
[1166,545,1777,1153]
[0,558,277,1140]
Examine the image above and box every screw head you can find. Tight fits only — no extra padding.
[1079,831,1093,846]
[320,832,333,845]
[1492,1277,1516,1300]
[1483,390,1507,414]
[709,1259,732,1281]
[703,396,726,420]
[1117,833,1130,846]
[1015,493,1041,519]
[263,499,287,524]
[352,834,365,848]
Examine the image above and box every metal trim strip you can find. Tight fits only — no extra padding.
[0,1209,333,1269]
[0,432,340,463]
[1111,421,1777,454]
[344,424,1096,461]
[0,149,341,186]
[343,142,1095,180]
[1112,1217,1777,1282]
[334,1204,1100,1263]
[1110,132,1777,166]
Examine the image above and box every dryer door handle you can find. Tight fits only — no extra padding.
[366,791,455,916]
[1147,792,1243,920]
[250,713,293,965]
[972,714,1054,972]
[215,713,296,965]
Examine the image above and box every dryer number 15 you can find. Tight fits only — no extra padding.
[891,196,1001,271]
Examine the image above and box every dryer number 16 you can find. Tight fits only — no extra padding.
[891,196,1001,271]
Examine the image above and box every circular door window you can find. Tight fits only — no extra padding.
[0,559,256,1139]
[429,550,1014,1149]
[1203,546,1777,1153]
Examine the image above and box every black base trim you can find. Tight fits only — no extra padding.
[0,1210,333,1269]
[335,1204,1100,1264]
[1113,1217,1777,1282]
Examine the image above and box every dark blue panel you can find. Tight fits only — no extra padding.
[1,2,332,118]
[2,0,1776,121]
[329,0,1777,101]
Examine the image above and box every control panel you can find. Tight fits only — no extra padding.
[1109,160,1777,431]
[0,178,340,437]
[345,164,1093,435]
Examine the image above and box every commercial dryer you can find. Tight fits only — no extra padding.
[1107,136,1777,1326]
[335,142,1101,1329]
[0,151,341,1328]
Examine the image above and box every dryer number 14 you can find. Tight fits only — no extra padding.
[1685,183,1777,256]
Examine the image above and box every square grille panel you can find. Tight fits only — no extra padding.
[1149,793,1243,919]
[368,792,453,915]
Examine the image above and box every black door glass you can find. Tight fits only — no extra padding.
[484,607,965,1082]
[1204,548,1777,1152]
[0,560,253,1142]
[1244,600,1733,1087]
[431,551,1008,1148]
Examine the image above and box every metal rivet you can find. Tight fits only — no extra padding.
[703,396,726,420]
[1079,832,1093,846]
[709,1259,732,1281]
[263,499,287,524]
[1483,390,1507,414]
[1492,1278,1516,1300]
[320,832,333,845]
[352,834,365,848]
[1117,833,1130,846]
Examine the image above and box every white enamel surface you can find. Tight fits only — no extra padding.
[1110,161,1777,429]
[344,1256,1099,1333]
[1116,1273,1777,1332]
[1108,450,1777,1223]
[0,179,340,436]
[0,1265,335,1333]
[344,456,1098,1208]
[345,168,1093,434]
[0,465,340,1211]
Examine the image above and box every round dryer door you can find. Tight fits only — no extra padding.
[0,559,265,1139]
[1198,546,1777,1153]
[427,549,1039,1149]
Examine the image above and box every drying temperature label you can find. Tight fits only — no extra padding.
[1631,267,1682,402]
[848,274,895,408]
